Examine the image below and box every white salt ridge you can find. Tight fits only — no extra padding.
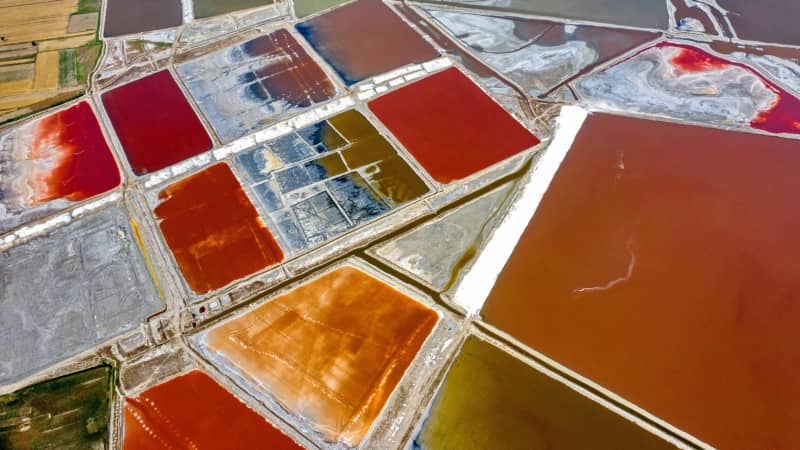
[143,57,452,189]
[0,192,121,251]
[452,106,588,314]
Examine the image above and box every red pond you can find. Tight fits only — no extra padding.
[123,370,303,449]
[667,44,729,72]
[658,42,800,135]
[31,101,120,203]
[368,68,540,183]
[102,70,213,175]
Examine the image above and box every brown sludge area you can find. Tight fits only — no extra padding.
[719,0,800,46]
[296,0,439,85]
[193,0,273,19]
[205,266,439,446]
[103,0,183,37]
[241,29,335,108]
[430,0,668,29]
[481,113,800,450]
[329,110,429,204]
[414,337,679,450]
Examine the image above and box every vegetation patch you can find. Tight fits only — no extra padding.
[0,365,113,449]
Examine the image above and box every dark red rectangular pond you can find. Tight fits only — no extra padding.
[102,70,213,176]
[368,68,540,183]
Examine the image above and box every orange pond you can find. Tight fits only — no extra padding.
[154,163,283,294]
[204,265,438,446]
[123,369,303,449]
[481,113,800,450]
[368,68,540,183]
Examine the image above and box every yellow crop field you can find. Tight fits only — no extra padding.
[0,63,34,83]
[0,79,34,96]
[38,33,95,52]
[34,51,60,90]
[0,90,62,111]
[0,87,80,119]
[0,0,101,124]
[0,0,79,45]
[0,58,34,67]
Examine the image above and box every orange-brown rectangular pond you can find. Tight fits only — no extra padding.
[197,265,439,446]
[154,163,283,294]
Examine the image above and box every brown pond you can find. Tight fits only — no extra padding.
[295,0,438,85]
[193,0,273,19]
[104,0,182,37]
[429,0,667,30]
[719,0,800,46]
[481,113,800,450]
